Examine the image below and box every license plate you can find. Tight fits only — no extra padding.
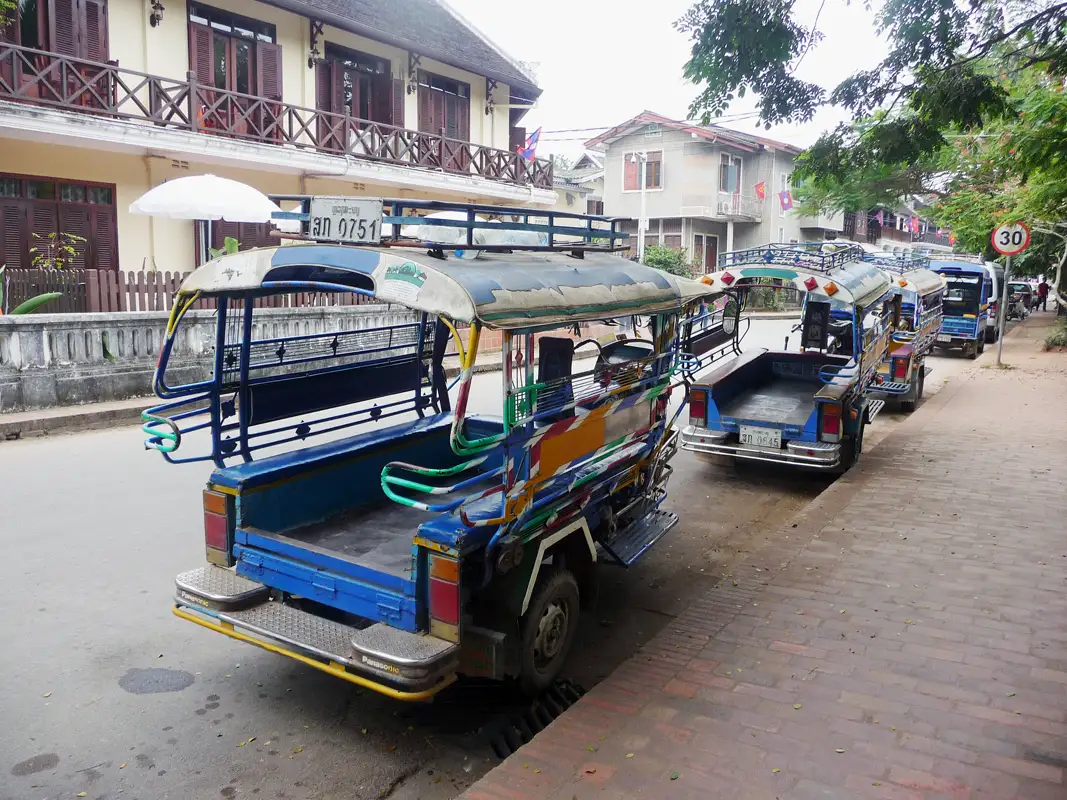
[740,425,781,448]
[308,196,383,244]
[936,334,951,343]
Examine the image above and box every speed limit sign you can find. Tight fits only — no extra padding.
[991,222,1031,256]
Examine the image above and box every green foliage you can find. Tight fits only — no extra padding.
[29,231,87,270]
[208,236,240,259]
[1045,321,1067,349]
[641,245,693,276]
[677,0,1065,175]
[0,0,15,29]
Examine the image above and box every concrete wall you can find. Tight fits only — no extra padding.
[0,305,413,411]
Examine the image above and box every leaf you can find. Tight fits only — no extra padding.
[772,768,781,773]
[1006,691,1016,697]
[670,771,680,780]
[78,794,87,797]
[533,769,541,774]
[835,748,846,753]
[626,753,634,759]
[11,293,62,315]
[904,619,913,624]
[586,744,597,752]
[793,704,802,710]
[293,747,303,754]
[236,741,246,747]
[120,763,127,769]
[43,692,52,698]
[247,736,256,743]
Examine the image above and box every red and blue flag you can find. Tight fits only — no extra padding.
[517,127,542,161]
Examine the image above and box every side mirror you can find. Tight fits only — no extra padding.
[722,299,739,336]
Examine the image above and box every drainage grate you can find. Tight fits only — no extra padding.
[485,679,586,758]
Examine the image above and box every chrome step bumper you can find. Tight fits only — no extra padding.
[175,566,457,697]
[680,426,842,469]
[598,509,678,566]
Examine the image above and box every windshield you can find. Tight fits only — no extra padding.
[943,276,981,316]
[1008,282,1031,294]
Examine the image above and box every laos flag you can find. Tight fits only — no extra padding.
[517,127,541,161]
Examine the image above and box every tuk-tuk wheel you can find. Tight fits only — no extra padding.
[518,568,580,696]
[839,419,865,472]
[967,341,979,359]
[978,337,986,355]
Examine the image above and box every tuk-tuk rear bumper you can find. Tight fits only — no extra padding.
[175,566,457,700]
[679,426,841,469]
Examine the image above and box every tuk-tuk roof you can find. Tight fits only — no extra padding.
[885,268,945,297]
[701,246,893,308]
[178,244,716,329]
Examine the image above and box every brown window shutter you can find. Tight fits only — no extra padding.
[212,220,240,251]
[443,93,458,139]
[29,203,58,256]
[457,96,469,142]
[57,204,91,268]
[624,154,638,191]
[315,60,333,111]
[83,0,108,62]
[47,0,79,56]
[256,40,283,101]
[391,78,405,127]
[90,205,117,269]
[509,126,525,152]
[1,200,26,270]
[417,84,432,133]
[188,21,213,86]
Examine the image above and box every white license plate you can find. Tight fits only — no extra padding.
[937,334,952,343]
[308,196,383,244]
[740,425,782,448]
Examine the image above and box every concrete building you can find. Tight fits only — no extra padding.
[550,152,604,215]
[0,0,553,273]
[587,111,843,271]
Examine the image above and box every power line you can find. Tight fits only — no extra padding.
[538,110,765,136]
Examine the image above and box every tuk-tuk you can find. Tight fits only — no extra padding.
[863,252,945,412]
[931,256,992,358]
[142,199,718,699]
[679,243,893,472]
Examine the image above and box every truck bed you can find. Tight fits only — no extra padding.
[719,379,818,427]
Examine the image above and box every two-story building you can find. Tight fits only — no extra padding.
[0,0,553,273]
[550,151,604,215]
[587,111,843,271]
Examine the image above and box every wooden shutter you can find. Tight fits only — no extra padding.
[57,204,90,268]
[1,200,25,270]
[443,93,459,139]
[83,0,108,62]
[256,40,283,101]
[510,126,526,152]
[90,205,117,269]
[315,60,333,112]
[391,78,405,127]
[417,83,432,133]
[624,154,638,191]
[188,22,214,86]
[370,73,392,124]
[48,0,78,56]
[456,96,469,142]
[29,203,58,252]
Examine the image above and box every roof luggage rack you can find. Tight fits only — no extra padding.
[860,251,931,273]
[270,196,630,256]
[719,242,866,273]
[928,253,985,264]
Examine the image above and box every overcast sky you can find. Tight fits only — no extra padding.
[446,0,889,158]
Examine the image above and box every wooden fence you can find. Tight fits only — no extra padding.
[2,269,373,313]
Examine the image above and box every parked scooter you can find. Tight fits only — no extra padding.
[1006,292,1027,321]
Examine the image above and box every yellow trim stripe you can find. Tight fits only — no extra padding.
[173,606,454,702]
[413,537,460,557]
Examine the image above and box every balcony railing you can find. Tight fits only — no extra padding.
[0,43,553,190]
[714,192,762,220]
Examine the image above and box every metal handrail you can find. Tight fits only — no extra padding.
[719,243,866,272]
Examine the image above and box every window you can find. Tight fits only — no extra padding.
[3,0,109,60]
[623,151,663,191]
[417,70,471,140]
[644,124,661,138]
[0,173,118,270]
[719,153,742,193]
[587,199,604,215]
[779,172,792,193]
[188,4,279,100]
[778,226,785,243]
[317,44,395,126]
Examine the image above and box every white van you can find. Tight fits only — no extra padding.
[983,262,1005,342]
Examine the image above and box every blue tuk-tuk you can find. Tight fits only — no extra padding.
[142,199,718,699]
[679,243,894,472]
[863,252,945,411]
[931,256,993,358]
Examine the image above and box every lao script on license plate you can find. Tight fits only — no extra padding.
[936,334,952,343]
[739,425,782,448]
[308,196,384,244]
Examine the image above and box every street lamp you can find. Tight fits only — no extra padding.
[630,151,648,263]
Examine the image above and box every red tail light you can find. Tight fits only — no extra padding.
[689,390,707,427]
[428,554,460,641]
[892,358,907,380]
[203,489,235,567]
[821,403,841,439]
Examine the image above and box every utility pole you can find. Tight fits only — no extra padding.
[632,151,648,263]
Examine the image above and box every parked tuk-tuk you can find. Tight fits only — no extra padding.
[931,256,992,358]
[863,252,945,412]
[679,243,894,472]
[142,199,719,699]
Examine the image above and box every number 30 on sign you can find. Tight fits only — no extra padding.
[991,222,1031,256]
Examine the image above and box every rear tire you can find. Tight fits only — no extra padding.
[518,569,580,696]
[978,337,986,355]
[916,366,926,400]
[838,417,865,473]
[967,341,979,359]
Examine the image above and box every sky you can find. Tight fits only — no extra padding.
[446,0,890,159]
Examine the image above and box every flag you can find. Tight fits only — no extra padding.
[875,209,884,226]
[754,181,766,201]
[911,217,920,233]
[778,191,793,211]
[516,127,541,161]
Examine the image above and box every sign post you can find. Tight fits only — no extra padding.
[990,222,1031,366]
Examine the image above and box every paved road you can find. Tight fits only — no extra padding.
[0,319,980,800]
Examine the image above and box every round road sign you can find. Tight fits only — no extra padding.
[991,222,1031,256]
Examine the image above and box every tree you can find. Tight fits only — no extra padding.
[550,153,573,171]
[641,245,694,276]
[676,0,1067,179]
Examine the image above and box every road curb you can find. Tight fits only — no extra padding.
[0,401,149,441]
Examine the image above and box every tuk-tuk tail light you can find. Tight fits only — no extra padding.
[892,358,908,380]
[821,403,841,441]
[428,553,461,641]
[689,390,707,428]
[203,489,235,568]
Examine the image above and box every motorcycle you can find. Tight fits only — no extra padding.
[1006,292,1027,321]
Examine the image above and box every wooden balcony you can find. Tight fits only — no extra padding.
[0,43,553,190]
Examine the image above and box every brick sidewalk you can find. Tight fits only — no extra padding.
[463,315,1067,800]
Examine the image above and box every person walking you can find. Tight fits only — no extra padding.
[1037,278,1050,311]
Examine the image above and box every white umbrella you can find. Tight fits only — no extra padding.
[129,174,282,223]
